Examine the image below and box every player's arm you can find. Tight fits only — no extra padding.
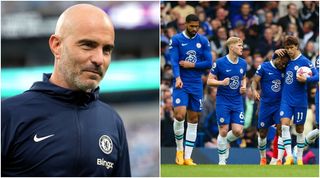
[251,75,261,101]
[179,38,212,69]
[297,65,319,83]
[169,38,183,88]
[240,76,246,95]
[207,73,230,86]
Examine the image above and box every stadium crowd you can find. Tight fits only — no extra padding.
[160,1,319,157]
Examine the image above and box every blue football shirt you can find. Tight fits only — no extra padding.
[255,61,284,104]
[169,31,212,86]
[282,54,318,107]
[210,55,247,105]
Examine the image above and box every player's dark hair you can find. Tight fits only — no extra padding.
[186,14,199,23]
[284,36,299,47]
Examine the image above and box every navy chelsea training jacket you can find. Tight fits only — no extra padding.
[1,74,131,177]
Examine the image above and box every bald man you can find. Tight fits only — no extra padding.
[2,4,131,176]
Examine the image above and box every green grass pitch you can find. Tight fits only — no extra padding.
[161,164,319,177]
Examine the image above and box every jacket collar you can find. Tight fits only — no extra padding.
[28,73,99,106]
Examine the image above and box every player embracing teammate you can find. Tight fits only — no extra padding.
[278,36,318,165]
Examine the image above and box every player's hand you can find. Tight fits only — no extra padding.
[179,61,195,68]
[175,77,183,88]
[253,90,260,101]
[221,78,230,86]
[240,86,246,95]
[274,49,286,56]
[296,73,307,83]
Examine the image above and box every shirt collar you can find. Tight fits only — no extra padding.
[182,30,197,39]
[291,53,302,61]
[226,54,239,64]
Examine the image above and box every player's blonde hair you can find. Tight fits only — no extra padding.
[226,37,243,49]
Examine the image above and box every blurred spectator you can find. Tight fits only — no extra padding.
[245,24,260,54]
[172,1,196,20]
[231,3,259,29]
[240,127,258,148]
[256,27,277,58]
[303,41,317,61]
[209,19,222,37]
[198,11,213,37]
[160,41,170,67]
[258,11,274,34]
[270,23,283,47]
[244,86,257,129]
[256,2,280,24]
[209,26,228,57]
[247,54,264,79]
[300,21,317,49]
[278,1,303,19]
[299,1,319,34]
[278,3,303,38]
[160,2,172,26]
[285,23,299,38]
[214,7,231,30]
[199,87,218,146]
[197,1,214,19]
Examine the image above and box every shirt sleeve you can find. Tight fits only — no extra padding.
[255,64,264,77]
[169,37,181,78]
[195,38,212,69]
[210,61,219,76]
[307,65,319,83]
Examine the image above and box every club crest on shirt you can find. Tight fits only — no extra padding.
[294,65,299,70]
[240,68,244,74]
[99,135,113,154]
[260,122,265,127]
[220,117,224,123]
[196,43,201,48]
[175,98,181,104]
[280,111,284,116]
[257,65,261,70]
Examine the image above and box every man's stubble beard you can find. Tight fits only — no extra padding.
[59,46,99,92]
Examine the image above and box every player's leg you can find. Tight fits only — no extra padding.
[218,124,229,165]
[305,102,319,146]
[293,107,307,165]
[273,107,284,165]
[216,104,231,165]
[172,88,188,165]
[258,128,268,165]
[276,124,285,165]
[183,91,203,165]
[280,103,294,165]
[257,103,274,165]
[270,135,278,165]
[183,110,199,165]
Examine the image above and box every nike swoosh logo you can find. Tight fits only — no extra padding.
[268,73,273,75]
[226,69,231,72]
[34,134,54,142]
[181,43,188,46]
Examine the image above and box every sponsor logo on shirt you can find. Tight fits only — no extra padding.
[97,158,114,169]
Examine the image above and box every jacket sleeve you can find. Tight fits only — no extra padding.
[113,115,131,177]
[195,37,212,69]
[1,100,15,175]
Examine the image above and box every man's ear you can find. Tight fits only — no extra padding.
[49,35,62,60]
